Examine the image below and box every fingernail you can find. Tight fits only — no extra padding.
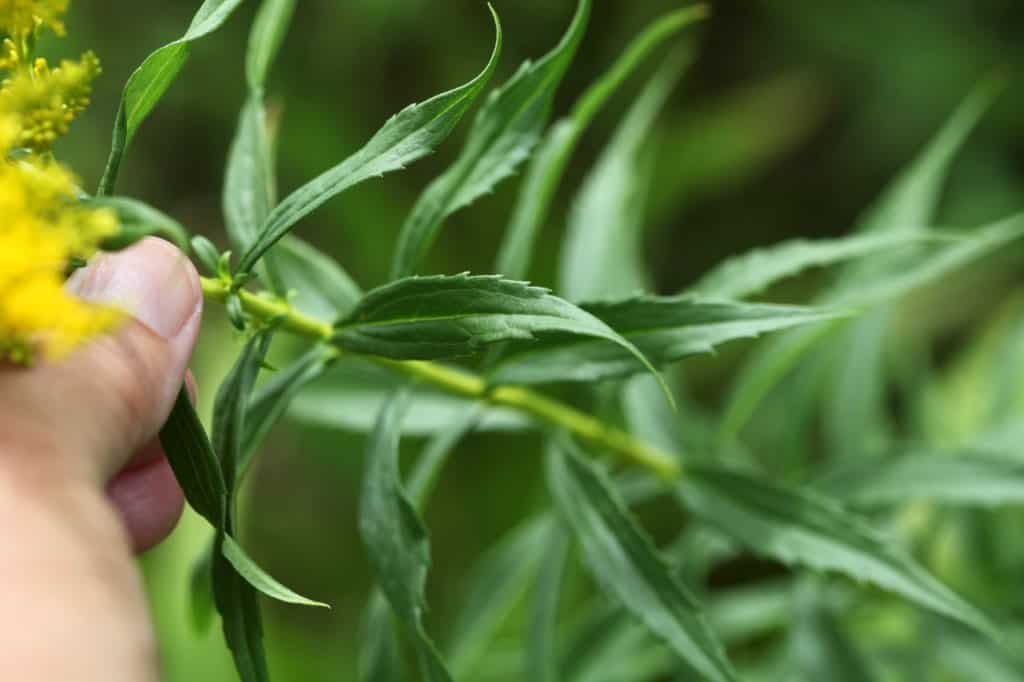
[68,238,201,339]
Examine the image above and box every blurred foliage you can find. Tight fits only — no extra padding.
[56,1,1024,680]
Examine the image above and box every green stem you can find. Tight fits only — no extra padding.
[200,277,682,480]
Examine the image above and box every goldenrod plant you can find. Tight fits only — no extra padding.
[4,0,1024,679]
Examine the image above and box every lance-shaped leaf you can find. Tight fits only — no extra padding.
[288,358,529,434]
[527,524,571,682]
[546,442,738,682]
[559,50,688,302]
[236,9,503,274]
[98,0,248,195]
[332,274,668,396]
[675,466,995,637]
[222,536,328,609]
[496,5,708,280]
[690,231,946,300]
[360,407,481,681]
[389,0,590,279]
[818,450,1024,508]
[225,95,276,255]
[721,80,1001,435]
[489,295,842,386]
[360,390,454,681]
[246,0,297,91]
[267,236,363,319]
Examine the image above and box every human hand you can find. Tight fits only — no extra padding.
[0,238,202,681]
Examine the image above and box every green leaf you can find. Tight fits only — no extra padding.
[267,236,363,319]
[389,0,590,279]
[547,442,739,682]
[224,95,276,255]
[98,0,248,195]
[691,232,946,300]
[157,388,227,527]
[675,465,995,637]
[818,450,1024,508]
[189,543,216,633]
[246,0,297,91]
[447,516,554,677]
[559,51,688,302]
[236,9,503,274]
[288,358,528,434]
[85,196,189,251]
[222,535,329,608]
[212,542,270,682]
[490,295,842,385]
[359,389,453,681]
[527,524,571,682]
[360,408,479,682]
[720,80,1000,436]
[788,580,877,682]
[213,331,274,489]
[495,5,708,280]
[240,345,338,473]
[333,274,668,397]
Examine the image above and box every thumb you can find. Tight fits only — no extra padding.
[2,238,202,484]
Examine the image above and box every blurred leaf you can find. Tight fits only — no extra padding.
[360,389,453,681]
[222,535,328,608]
[188,543,216,633]
[690,232,943,300]
[496,6,707,279]
[390,0,591,279]
[721,80,1000,436]
[333,274,667,396]
[267,236,363,319]
[788,580,878,682]
[240,345,338,472]
[559,51,688,302]
[225,96,275,255]
[819,450,1024,508]
[675,466,995,636]
[98,0,248,195]
[86,196,189,251]
[527,524,571,682]
[490,295,841,385]
[236,9,503,274]
[547,442,739,682]
[447,516,554,676]
[360,592,406,682]
[288,358,528,434]
[246,0,297,91]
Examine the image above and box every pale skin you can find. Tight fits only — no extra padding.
[0,238,202,681]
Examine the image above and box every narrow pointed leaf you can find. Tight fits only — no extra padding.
[527,524,571,682]
[691,232,945,300]
[222,535,329,608]
[819,450,1024,508]
[212,546,270,682]
[676,466,995,637]
[547,443,739,682]
[267,236,363,319]
[236,10,503,274]
[490,295,842,385]
[389,0,590,279]
[559,51,688,301]
[360,390,453,681]
[85,196,189,251]
[246,0,297,91]
[224,95,275,254]
[98,0,248,195]
[496,5,708,279]
[333,274,668,396]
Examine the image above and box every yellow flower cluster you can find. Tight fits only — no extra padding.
[1,0,122,364]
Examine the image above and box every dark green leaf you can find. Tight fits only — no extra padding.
[547,442,738,682]
[495,6,707,279]
[224,95,275,255]
[527,524,571,682]
[389,0,590,279]
[246,0,297,91]
[675,465,995,636]
[213,331,274,489]
[98,0,248,195]
[559,51,688,301]
[236,9,503,274]
[333,274,667,396]
[490,295,842,385]
[212,543,270,682]
[359,389,453,681]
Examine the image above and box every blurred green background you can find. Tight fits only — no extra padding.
[47,0,1024,679]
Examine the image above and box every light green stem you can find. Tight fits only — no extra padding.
[201,277,682,479]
